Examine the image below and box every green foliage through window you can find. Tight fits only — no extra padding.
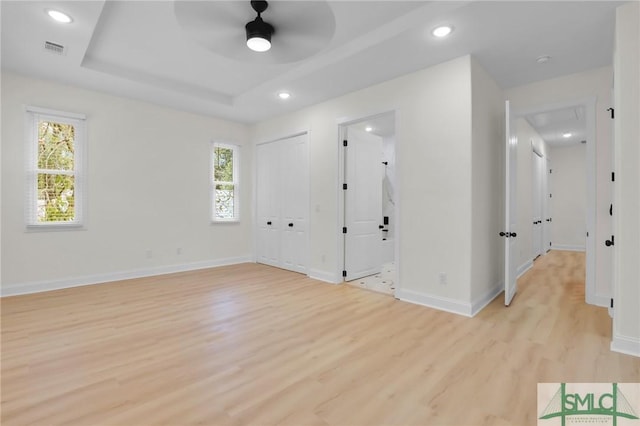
[37,121,76,222]
[212,144,238,220]
[213,147,233,182]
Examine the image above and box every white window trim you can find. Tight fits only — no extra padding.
[25,106,87,230]
[211,141,240,223]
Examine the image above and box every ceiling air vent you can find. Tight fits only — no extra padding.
[44,41,66,55]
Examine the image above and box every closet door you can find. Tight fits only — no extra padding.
[256,134,308,274]
[256,142,281,267]
[280,134,308,273]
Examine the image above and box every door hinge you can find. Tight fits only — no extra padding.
[610,203,613,216]
[343,183,348,190]
[611,172,615,182]
[342,227,347,234]
[343,140,348,147]
[342,270,347,278]
[586,231,589,237]
[549,193,552,198]
[610,298,614,308]
[549,169,552,174]
[607,107,615,119]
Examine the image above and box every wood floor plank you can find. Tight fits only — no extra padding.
[1,251,638,425]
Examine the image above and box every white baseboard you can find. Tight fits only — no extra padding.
[586,293,610,308]
[551,244,586,252]
[611,334,640,358]
[0,255,253,297]
[308,269,341,284]
[471,281,503,316]
[517,260,534,278]
[395,288,472,317]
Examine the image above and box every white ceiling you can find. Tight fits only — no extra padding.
[1,1,623,124]
[525,105,586,147]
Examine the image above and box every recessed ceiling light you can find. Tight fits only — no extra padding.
[365,126,373,132]
[432,26,453,38]
[563,132,572,138]
[536,55,551,64]
[278,92,290,100]
[46,9,73,24]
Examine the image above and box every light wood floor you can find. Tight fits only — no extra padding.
[1,250,638,425]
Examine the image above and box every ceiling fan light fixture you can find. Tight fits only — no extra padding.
[247,35,271,52]
[278,92,291,99]
[246,1,274,52]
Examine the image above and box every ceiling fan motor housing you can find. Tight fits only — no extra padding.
[246,16,274,42]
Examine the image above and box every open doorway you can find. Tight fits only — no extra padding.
[337,111,397,296]
[509,98,602,306]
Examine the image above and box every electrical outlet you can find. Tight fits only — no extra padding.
[439,272,447,286]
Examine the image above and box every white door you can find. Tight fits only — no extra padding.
[532,151,543,258]
[256,142,281,267]
[504,101,518,306]
[281,134,308,274]
[543,157,552,252]
[344,128,383,281]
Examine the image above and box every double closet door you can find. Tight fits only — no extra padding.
[256,134,308,274]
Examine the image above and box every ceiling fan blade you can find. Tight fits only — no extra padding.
[175,0,336,65]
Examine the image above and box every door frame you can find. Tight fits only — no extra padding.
[531,146,544,259]
[544,156,552,253]
[336,109,399,286]
[253,130,311,276]
[513,96,599,306]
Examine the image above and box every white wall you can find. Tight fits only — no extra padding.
[252,55,487,314]
[470,57,505,309]
[251,55,504,316]
[506,66,613,304]
[1,72,252,295]
[612,1,640,357]
[514,119,550,270]
[549,144,587,250]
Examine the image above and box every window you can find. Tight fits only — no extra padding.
[26,106,86,228]
[211,142,239,222]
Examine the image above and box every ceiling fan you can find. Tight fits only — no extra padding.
[245,1,274,52]
[173,1,336,65]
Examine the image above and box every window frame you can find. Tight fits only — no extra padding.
[211,141,240,223]
[25,106,87,230]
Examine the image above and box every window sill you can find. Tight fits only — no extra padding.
[25,223,86,232]
[211,219,240,225]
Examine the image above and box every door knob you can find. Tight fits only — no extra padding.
[379,225,384,229]
[510,232,517,237]
[499,232,506,237]
[267,221,272,225]
[288,223,294,227]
